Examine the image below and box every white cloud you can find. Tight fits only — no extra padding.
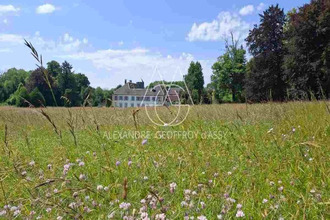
[0,5,20,14]
[0,34,23,43]
[63,33,74,42]
[0,32,88,53]
[118,41,124,46]
[257,3,265,11]
[3,19,8,24]
[36,4,56,14]
[239,5,254,16]
[59,48,213,87]
[186,11,250,42]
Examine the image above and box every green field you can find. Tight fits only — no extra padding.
[0,102,329,219]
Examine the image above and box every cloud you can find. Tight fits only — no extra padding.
[186,12,250,42]
[36,4,56,14]
[0,32,213,88]
[3,19,8,24]
[59,48,213,88]
[257,3,265,11]
[118,41,124,46]
[0,5,20,15]
[239,5,254,16]
[63,33,74,42]
[0,34,24,43]
[0,32,88,53]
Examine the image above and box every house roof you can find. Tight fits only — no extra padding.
[113,83,165,96]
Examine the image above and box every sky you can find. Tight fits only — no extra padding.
[0,0,310,89]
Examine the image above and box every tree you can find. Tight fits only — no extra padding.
[184,61,204,103]
[211,34,246,103]
[29,87,46,107]
[148,81,185,89]
[0,68,29,103]
[103,89,114,107]
[6,84,29,107]
[58,61,74,93]
[47,60,61,78]
[283,0,330,99]
[57,61,80,106]
[92,87,105,106]
[74,73,90,92]
[25,68,58,106]
[245,4,286,101]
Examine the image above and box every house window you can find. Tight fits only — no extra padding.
[131,96,135,101]
[152,97,156,101]
[131,103,134,107]
[119,96,123,100]
[119,103,123,108]
[124,103,128,108]
[137,103,140,107]
[114,96,118,100]
[145,97,150,101]
[124,96,128,101]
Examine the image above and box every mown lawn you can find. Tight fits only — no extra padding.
[0,102,329,219]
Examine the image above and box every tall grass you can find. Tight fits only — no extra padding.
[0,102,329,219]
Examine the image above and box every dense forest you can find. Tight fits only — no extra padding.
[0,0,329,107]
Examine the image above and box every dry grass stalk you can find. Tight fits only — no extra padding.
[132,108,140,130]
[40,109,62,139]
[67,110,77,146]
[123,177,128,200]
[24,39,58,106]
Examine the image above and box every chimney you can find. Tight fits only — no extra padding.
[125,79,127,84]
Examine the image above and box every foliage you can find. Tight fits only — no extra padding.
[148,81,186,89]
[245,4,286,102]
[211,34,246,103]
[0,68,30,103]
[6,84,30,107]
[184,61,204,103]
[283,0,330,99]
[29,87,46,107]
[25,68,58,106]
[47,60,61,78]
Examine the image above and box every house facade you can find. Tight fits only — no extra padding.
[112,80,165,108]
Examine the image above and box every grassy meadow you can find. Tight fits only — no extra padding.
[0,101,329,219]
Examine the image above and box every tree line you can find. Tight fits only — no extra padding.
[0,61,116,107]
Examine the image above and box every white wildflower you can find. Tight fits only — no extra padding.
[119,202,131,210]
[155,213,166,220]
[236,210,245,217]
